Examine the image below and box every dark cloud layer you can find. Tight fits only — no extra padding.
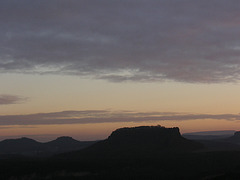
[0,110,239,126]
[1,0,240,83]
[0,94,28,105]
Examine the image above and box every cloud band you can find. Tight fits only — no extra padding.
[0,110,239,126]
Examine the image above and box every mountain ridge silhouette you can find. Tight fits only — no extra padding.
[0,136,95,156]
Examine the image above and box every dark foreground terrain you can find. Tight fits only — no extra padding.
[2,152,240,180]
[1,126,240,179]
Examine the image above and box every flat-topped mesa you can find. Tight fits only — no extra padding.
[99,125,203,153]
[108,126,181,144]
[58,126,204,159]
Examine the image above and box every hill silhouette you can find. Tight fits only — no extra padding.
[0,137,44,155]
[45,136,95,153]
[0,137,95,157]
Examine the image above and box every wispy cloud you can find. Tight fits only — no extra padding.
[0,94,28,105]
[0,125,36,129]
[0,126,15,129]
[1,0,240,83]
[0,110,239,126]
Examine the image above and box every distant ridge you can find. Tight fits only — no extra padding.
[183,130,236,136]
[183,130,235,140]
[189,131,240,152]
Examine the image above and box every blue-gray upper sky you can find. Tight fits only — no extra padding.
[1,0,240,83]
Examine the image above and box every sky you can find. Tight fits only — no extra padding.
[1,0,240,141]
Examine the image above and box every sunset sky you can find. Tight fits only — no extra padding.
[1,0,240,141]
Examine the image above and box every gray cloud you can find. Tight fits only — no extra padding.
[0,94,28,105]
[1,0,240,83]
[0,110,239,126]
